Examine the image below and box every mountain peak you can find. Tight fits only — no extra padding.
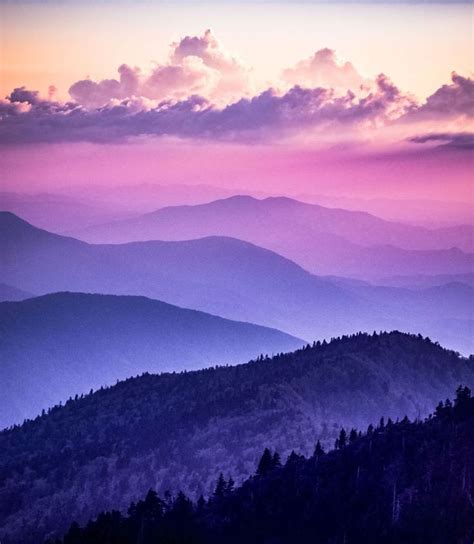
[0,210,31,228]
[209,194,260,207]
[0,211,48,239]
[0,211,84,247]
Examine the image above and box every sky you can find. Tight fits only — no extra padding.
[0,0,472,208]
[1,2,472,100]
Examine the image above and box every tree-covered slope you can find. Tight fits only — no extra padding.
[0,332,473,543]
[56,387,474,544]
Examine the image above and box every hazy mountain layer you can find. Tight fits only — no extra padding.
[0,292,302,429]
[2,211,472,354]
[73,195,474,278]
[0,283,33,302]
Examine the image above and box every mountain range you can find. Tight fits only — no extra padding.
[0,332,472,544]
[1,211,473,354]
[0,292,302,430]
[0,191,130,234]
[72,195,474,279]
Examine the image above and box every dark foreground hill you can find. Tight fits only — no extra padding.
[0,292,302,429]
[55,386,474,544]
[0,332,473,543]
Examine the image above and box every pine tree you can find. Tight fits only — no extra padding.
[213,473,227,499]
[338,428,347,448]
[272,452,282,469]
[257,448,274,476]
[313,440,325,457]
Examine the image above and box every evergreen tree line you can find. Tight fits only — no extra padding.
[52,386,474,544]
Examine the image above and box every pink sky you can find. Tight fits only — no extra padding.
[1,139,471,205]
[0,5,472,219]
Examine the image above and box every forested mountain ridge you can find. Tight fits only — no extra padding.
[0,292,303,429]
[1,332,473,543]
[53,386,474,544]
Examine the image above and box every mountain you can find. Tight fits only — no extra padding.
[0,292,302,430]
[72,195,474,278]
[56,387,474,544]
[0,333,473,543]
[0,186,251,235]
[2,212,473,354]
[299,192,474,227]
[0,211,369,341]
[375,272,474,289]
[59,183,261,214]
[0,191,129,234]
[0,283,33,302]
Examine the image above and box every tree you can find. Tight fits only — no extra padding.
[213,473,227,499]
[455,386,471,418]
[63,521,81,544]
[272,452,282,469]
[286,450,301,466]
[455,385,471,406]
[338,428,347,448]
[313,440,325,457]
[257,448,274,476]
[196,495,206,514]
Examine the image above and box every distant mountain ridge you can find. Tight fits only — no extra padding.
[72,195,474,279]
[0,292,303,429]
[0,283,33,302]
[0,191,129,233]
[1,212,473,354]
[0,332,473,544]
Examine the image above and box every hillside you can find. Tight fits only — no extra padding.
[0,192,127,234]
[0,211,369,341]
[1,212,473,353]
[0,283,32,302]
[56,387,474,544]
[0,292,302,429]
[0,332,473,543]
[72,195,474,278]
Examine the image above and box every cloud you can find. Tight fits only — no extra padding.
[282,48,369,92]
[408,132,474,150]
[405,72,474,121]
[68,29,249,108]
[7,87,41,105]
[0,73,413,144]
[0,33,470,148]
[171,29,243,75]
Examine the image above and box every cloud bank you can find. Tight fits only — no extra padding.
[0,32,472,146]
